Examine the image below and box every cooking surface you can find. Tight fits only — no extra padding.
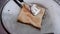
[2,0,53,34]
[0,0,60,34]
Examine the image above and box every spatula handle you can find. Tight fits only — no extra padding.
[14,0,24,8]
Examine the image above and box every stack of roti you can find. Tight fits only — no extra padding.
[17,3,45,29]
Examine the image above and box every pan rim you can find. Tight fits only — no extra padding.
[0,0,10,34]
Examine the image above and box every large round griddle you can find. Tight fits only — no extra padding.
[1,0,60,34]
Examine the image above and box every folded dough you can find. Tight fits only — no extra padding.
[17,4,45,29]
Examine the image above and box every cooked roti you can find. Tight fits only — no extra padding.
[17,4,45,29]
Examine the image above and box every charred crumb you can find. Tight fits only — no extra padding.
[8,10,10,11]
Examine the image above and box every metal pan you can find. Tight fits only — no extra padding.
[1,0,60,34]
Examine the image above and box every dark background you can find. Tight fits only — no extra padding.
[0,0,7,34]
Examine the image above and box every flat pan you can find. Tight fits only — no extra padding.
[1,0,60,34]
